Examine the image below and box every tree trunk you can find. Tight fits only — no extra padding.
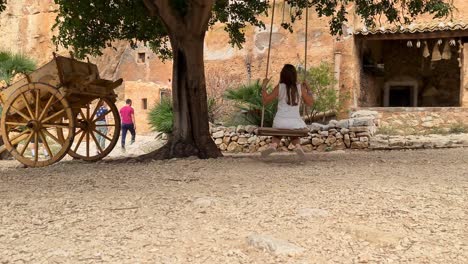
[141,33,222,160]
[139,0,221,160]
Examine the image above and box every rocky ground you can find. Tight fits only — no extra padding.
[0,147,467,263]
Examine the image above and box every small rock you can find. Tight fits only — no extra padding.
[236,125,246,134]
[351,141,369,149]
[193,197,216,208]
[247,234,305,256]
[223,136,231,144]
[312,137,324,146]
[325,136,337,145]
[245,125,256,134]
[214,138,223,145]
[320,131,329,137]
[297,208,329,218]
[337,119,349,129]
[227,142,240,152]
[308,123,325,132]
[212,131,224,139]
[247,136,257,144]
[340,128,350,134]
[300,138,310,145]
[344,134,351,147]
[237,137,248,145]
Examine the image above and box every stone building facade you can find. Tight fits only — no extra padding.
[1,0,468,133]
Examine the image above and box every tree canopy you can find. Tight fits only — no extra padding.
[0,0,454,59]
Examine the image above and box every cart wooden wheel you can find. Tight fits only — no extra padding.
[0,83,75,167]
[61,97,121,161]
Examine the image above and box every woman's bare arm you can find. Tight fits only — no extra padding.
[261,78,279,105]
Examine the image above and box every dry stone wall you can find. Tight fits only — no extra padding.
[210,115,377,153]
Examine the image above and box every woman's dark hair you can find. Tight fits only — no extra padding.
[280,64,298,106]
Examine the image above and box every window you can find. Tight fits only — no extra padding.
[137,52,146,63]
[160,89,171,101]
[141,98,148,110]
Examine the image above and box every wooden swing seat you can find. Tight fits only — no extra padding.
[257,127,309,137]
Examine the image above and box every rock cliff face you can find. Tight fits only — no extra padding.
[0,0,58,65]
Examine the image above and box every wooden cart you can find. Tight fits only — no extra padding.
[0,54,123,167]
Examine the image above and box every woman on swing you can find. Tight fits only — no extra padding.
[261,64,314,158]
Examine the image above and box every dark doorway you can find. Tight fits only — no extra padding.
[389,86,411,107]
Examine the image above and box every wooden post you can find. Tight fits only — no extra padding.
[461,42,468,107]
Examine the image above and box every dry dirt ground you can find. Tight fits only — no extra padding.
[0,148,467,264]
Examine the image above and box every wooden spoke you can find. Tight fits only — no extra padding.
[19,132,34,156]
[64,97,120,162]
[90,131,104,154]
[42,129,61,144]
[8,105,32,122]
[1,82,74,167]
[73,130,86,153]
[33,132,39,162]
[38,94,56,121]
[39,130,53,158]
[35,89,40,119]
[21,93,35,119]
[90,99,103,122]
[42,109,66,123]
[8,129,30,142]
[5,122,28,126]
[93,129,112,141]
[86,130,90,157]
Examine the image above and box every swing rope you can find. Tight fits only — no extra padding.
[260,2,309,129]
[261,0,276,128]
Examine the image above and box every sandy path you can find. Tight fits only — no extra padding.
[0,148,467,263]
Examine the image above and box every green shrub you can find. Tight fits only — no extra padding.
[224,80,277,127]
[148,98,173,134]
[0,51,36,86]
[298,62,349,123]
[148,97,220,134]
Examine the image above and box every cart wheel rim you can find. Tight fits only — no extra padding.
[0,83,75,167]
[59,97,121,161]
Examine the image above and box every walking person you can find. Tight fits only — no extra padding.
[95,105,108,153]
[119,99,136,150]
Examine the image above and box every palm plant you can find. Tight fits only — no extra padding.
[224,81,277,127]
[148,97,173,134]
[0,51,36,86]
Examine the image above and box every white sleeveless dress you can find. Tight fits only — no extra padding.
[272,83,307,129]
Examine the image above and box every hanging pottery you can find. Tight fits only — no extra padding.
[423,41,430,58]
[431,42,442,61]
[449,39,456,46]
[437,39,443,46]
[416,40,421,48]
[407,40,413,48]
[442,40,451,60]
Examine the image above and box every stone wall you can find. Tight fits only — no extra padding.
[360,107,468,135]
[210,115,377,153]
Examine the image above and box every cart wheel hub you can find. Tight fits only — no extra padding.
[26,120,41,131]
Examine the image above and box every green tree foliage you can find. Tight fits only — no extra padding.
[299,62,348,122]
[0,51,36,86]
[0,0,448,59]
[224,81,277,127]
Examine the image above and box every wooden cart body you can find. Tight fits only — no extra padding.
[0,55,123,167]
